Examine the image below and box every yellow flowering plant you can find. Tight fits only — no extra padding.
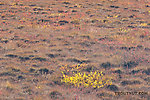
[60,64,112,88]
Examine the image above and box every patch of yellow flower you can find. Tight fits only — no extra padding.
[139,23,147,26]
[61,70,112,88]
[36,86,41,89]
[119,28,132,33]
[50,13,64,17]
[75,4,82,8]
[107,14,120,18]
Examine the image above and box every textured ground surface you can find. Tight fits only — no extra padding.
[0,0,150,100]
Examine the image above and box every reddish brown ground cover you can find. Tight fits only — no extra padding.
[0,0,149,100]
